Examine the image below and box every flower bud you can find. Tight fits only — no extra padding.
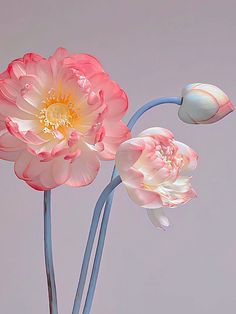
[115,127,198,229]
[179,83,234,124]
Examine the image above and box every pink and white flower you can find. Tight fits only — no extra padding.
[115,127,198,229]
[0,48,130,190]
[179,83,234,124]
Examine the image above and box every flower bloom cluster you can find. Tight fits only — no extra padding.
[0,48,130,190]
[115,127,198,229]
[0,47,234,229]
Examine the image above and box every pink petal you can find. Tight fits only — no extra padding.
[175,140,198,174]
[26,179,48,191]
[16,95,41,115]
[39,168,58,190]
[35,59,53,89]
[23,52,44,64]
[14,150,68,190]
[52,157,71,185]
[66,143,100,187]
[126,186,163,209]
[0,149,22,161]
[63,53,104,78]
[22,156,49,179]
[51,47,70,63]
[90,73,128,120]
[49,47,70,77]
[8,60,26,79]
[98,121,131,160]
[14,150,34,180]
[24,53,45,77]
[6,117,46,145]
[28,138,60,159]
[0,79,20,102]
[115,137,146,171]
[201,100,234,124]
[144,166,173,186]
[51,139,69,157]
[138,127,174,140]
[0,95,33,119]
[0,129,25,150]
[119,168,144,188]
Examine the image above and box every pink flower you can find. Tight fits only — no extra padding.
[115,127,198,229]
[0,48,130,190]
[179,83,234,124]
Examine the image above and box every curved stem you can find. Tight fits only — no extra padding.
[127,96,182,129]
[72,96,182,314]
[44,190,58,314]
[82,193,114,314]
[72,175,122,314]
[81,96,182,314]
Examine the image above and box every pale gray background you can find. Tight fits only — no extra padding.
[0,0,235,313]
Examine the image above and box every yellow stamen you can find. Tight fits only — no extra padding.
[38,88,80,137]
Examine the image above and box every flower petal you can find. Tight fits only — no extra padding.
[52,157,71,185]
[0,149,21,161]
[126,186,163,209]
[0,95,33,119]
[66,143,100,187]
[90,72,128,120]
[115,137,146,171]
[99,121,131,160]
[147,208,170,230]
[0,129,25,150]
[14,150,34,180]
[175,140,198,174]
[63,53,104,78]
[0,79,20,102]
[138,127,174,140]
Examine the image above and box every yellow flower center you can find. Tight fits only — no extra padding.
[157,149,173,166]
[44,103,72,129]
[39,88,79,137]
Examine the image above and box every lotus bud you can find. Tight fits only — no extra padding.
[179,83,234,124]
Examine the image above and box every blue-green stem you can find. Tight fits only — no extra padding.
[44,190,58,314]
[72,96,182,314]
[82,96,182,314]
[72,175,122,314]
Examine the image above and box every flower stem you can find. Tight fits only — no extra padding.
[81,96,182,314]
[72,175,122,314]
[44,190,58,314]
[73,96,182,314]
[126,97,182,129]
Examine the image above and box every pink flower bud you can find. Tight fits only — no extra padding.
[115,127,198,229]
[179,83,234,124]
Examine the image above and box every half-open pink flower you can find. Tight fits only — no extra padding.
[115,127,198,229]
[0,48,130,190]
[179,83,234,124]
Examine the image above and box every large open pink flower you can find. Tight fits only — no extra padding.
[115,127,198,229]
[0,48,130,190]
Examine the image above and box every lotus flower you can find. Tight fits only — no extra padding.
[0,48,130,190]
[179,83,234,124]
[115,127,198,229]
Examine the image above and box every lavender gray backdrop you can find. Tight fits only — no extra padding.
[0,0,235,313]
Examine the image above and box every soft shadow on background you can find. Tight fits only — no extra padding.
[0,1,235,313]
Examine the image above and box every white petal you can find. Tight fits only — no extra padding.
[179,90,218,123]
[146,208,170,230]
